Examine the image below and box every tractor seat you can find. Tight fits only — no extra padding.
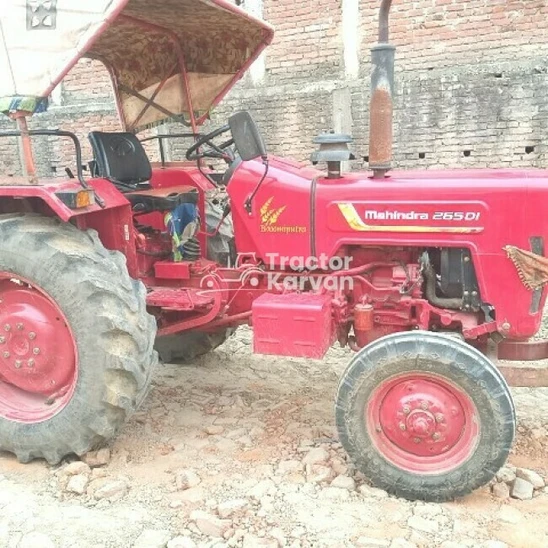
[88,131,198,213]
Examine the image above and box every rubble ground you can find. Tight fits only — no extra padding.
[0,327,547,548]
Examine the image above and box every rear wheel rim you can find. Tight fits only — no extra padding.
[0,272,77,423]
[366,372,479,474]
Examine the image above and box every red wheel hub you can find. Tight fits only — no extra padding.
[0,273,77,423]
[366,373,479,474]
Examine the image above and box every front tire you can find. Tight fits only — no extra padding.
[336,331,515,502]
[0,214,157,464]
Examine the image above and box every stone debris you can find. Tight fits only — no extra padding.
[190,511,231,538]
[516,468,545,489]
[1,326,546,548]
[495,466,516,484]
[175,469,201,491]
[91,467,109,480]
[510,477,534,500]
[217,499,249,519]
[94,479,129,501]
[60,461,91,477]
[247,479,276,499]
[178,487,205,503]
[414,503,442,518]
[306,464,333,484]
[133,529,172,548]
[65,474,89,495]
[491,481,510,500]
[358,485,389,499]
[330,475,356,491]
[206,425,225,436]
[83,448,111,468]
[277,460,303,475]
[491,466,545,501]
[301,447,329,466]
[407,515,439,534]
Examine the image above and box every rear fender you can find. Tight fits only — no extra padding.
[0,178,138,277]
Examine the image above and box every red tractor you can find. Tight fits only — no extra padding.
[0,0,546,502]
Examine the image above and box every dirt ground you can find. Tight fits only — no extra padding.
[0,327,547,548]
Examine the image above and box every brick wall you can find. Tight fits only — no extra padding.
[1,0,547,177]
[360,0,548,73]
[264,0,342,79]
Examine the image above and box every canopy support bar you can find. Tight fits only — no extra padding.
[118,14,198,133]
[177,40,198,135]
[130,62,178,130]
[118,85,178,121]
[14,115,37,184]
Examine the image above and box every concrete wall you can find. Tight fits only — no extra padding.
[2,0,548,177]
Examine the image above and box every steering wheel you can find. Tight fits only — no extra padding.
[186,124,235,163]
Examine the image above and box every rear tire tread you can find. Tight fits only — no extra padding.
[0,214,158,464]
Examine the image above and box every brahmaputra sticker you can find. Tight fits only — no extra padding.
[259,197,307,234]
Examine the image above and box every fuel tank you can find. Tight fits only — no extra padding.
[228,158,548,338]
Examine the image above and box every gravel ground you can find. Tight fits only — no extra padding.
[0,327,547,548]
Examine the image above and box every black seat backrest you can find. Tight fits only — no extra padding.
[88,132,152,188]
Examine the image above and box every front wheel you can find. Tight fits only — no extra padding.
[336,331,515,502]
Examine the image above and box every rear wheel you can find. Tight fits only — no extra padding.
[0,214,157,464]
[336,331,515,502]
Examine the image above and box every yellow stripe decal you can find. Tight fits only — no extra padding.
[338,204,484,234]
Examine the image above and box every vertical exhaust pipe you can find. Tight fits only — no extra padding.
[369,0,395,179]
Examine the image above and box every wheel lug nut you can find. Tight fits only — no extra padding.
[28,332,36,340]
[0,336,5,344]
[3,351,10,358]
[33,348,40,355]
[14,360,22,369]
[4,324,10,332]
[28,359,35,368]
[402,405,411,415]
[432,432,441,441]
[420,401,429,410]
[399,423,406,431]
[435,413,444,423]
[16,323,23,331]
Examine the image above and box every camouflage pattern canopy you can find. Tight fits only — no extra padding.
[0,0,273,130]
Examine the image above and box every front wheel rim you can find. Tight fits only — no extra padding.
[0,273,78,423]
[366,372,479,474]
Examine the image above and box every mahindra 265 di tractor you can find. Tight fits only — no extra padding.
[0,0,547,502]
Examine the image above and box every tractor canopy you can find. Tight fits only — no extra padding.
[0,0,273,131]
